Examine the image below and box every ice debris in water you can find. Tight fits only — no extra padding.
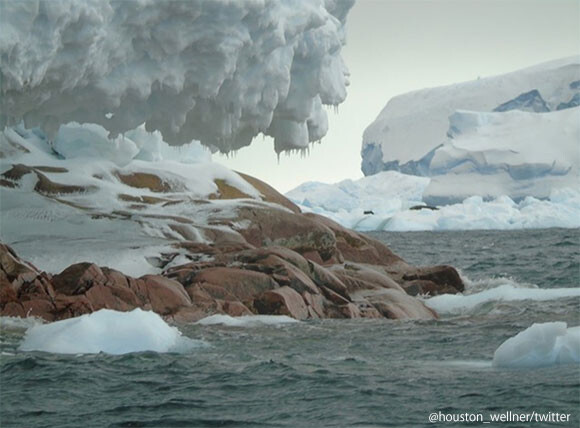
[196,314,299,327]
[18,308,205,355]
[492,322,580,369]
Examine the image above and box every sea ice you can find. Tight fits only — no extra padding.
[18,309,205,355]
[492,322,580,368]
[287,173,580,231]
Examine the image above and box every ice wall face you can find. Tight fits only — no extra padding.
[0,0,353,153]
[362,57,580,176]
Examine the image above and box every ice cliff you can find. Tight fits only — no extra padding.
[362,57,580,178]
[0,0,353,154]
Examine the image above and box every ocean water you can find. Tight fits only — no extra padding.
[1,229,579,428]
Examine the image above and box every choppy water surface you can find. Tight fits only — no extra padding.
[1,229,579,428]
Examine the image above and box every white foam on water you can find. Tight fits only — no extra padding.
[196,314,299,327]
[18,309,206,355]
[0,316,44,330]
[493,322,580,368]
[423,284,580,314]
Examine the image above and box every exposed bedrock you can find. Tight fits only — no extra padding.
[0,198,464,322]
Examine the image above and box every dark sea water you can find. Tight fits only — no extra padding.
[1,229,579,428]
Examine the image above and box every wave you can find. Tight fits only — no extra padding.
[18,308,206,355]
[0,316,43,330]
[423,284,580,314]
[196,314,299,327]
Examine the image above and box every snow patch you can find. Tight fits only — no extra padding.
[18,309,205,355]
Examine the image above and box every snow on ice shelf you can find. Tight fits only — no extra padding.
[18,309,205,355]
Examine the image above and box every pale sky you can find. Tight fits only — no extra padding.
[217,0,580,193]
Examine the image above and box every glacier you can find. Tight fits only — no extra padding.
[0,0,353,154]
[362,56,580,176]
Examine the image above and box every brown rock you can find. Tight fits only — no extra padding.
[320,286,350,305]
[236,172,301,213]
[221,300,253,317]
[308,261,349,298]
[401,265,464,294]
[233,205,339,262]
[331,263,403,293]
[53,295,95,320]
[20,299,56,321]
[304,213,406,267]
[340,303,362,318]
[254,286,309,320]
[365,290,437,320]
[0,243,39,282]
[84,284,140,311]
[136,275,192,315]
[302,292,326,318]
[188,267,278,302]
[52,263,106,295]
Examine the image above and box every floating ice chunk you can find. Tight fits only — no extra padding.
[423,285,580,314]
[196,314,299,327]
[493,322,580,368]
[19,309,205,355]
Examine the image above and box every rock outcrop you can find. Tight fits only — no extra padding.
[0,196,464,322]
[0,140,464,322]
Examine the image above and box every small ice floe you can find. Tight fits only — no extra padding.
[493,322,580,368]
[196,314,299,327]
[19,308,205,355]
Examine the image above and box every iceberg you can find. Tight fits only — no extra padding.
[286,174,580,231]
[18,308,204,354]
[0,0,353,154]
[492,322,580,369]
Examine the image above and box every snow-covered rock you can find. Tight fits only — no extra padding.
[362,56,580,176]
[0,0,353,154]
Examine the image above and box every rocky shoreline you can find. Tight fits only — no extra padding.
[0,134,463,322]
[0,208,463,322]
